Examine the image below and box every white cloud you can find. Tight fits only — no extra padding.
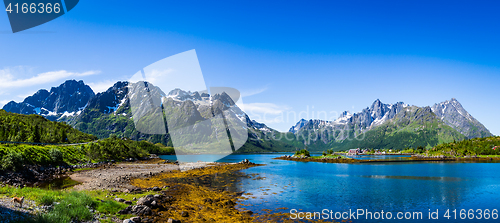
[241,103,290,125]
[260,116,286,124]
[88,80,117,93]
[241,86,268,97]
[144,68,175,84]
[17,91,36,99]
[0,69,100,88]
[241,103,290,115]
[0,100,11,107]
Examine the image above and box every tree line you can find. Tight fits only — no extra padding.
[0,110,97,143]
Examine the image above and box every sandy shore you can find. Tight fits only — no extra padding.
[70,160,215,191]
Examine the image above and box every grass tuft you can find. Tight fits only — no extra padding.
[39,194,55,206]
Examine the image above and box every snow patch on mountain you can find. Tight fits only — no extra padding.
[61,111,76,118]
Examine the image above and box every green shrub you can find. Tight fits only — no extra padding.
[40,194,56,206]
[294,149,310,157]
[49,148,63,163]
[1,150,24,171]
[0,136,171,168]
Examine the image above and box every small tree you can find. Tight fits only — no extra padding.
[49,148,64,164]
[32,125,41,143]
[60,129,68,143]
[416,146,425,154]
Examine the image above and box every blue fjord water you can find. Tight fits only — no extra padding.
[159,154,500,222]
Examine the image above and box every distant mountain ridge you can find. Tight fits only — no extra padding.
[287,98,492,151]
[288,100,410,137]
[290,99,491,139]
[2,80,95,120]
[2,80,493,152]
[62,80,292,153]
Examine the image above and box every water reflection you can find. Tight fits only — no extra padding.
[38,176,81,190]
[160,154,500,222]
[358,175,462,181]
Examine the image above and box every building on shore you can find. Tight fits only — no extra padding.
[348,148,361,155]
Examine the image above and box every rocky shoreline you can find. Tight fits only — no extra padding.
[70,159,214,191]
[1,158,264,223]
[0,155,170,188]
[127,160,262,223]
[0,162,109,187]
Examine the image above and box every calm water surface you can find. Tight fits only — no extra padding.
[160,154,500,222]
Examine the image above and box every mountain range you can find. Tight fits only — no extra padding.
[2,80,292,153]
[287,98,492,151]
[1,80,493,152]
[3,80,94,120]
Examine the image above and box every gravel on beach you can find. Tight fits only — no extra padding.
[70,161,215,191]
[0,197,39,222]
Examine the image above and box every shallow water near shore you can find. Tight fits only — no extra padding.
[38,176,81,189]
[160,153,500,222]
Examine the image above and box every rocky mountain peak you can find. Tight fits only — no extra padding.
[2,79,95,119]
[369,99,389,120]
[46,80,95,113]
[431,98,491,139]
[24,89,50,105]
[370,99,382,108]
[288,118,309,134]
[167,88,204,102]
[212,92,235,107]
[339,111,352,118]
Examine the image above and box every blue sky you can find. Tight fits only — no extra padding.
[0,0,499,134]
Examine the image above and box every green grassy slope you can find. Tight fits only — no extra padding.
[0,109,97,143]
[0,110,174,171]
[429,136,500,156]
